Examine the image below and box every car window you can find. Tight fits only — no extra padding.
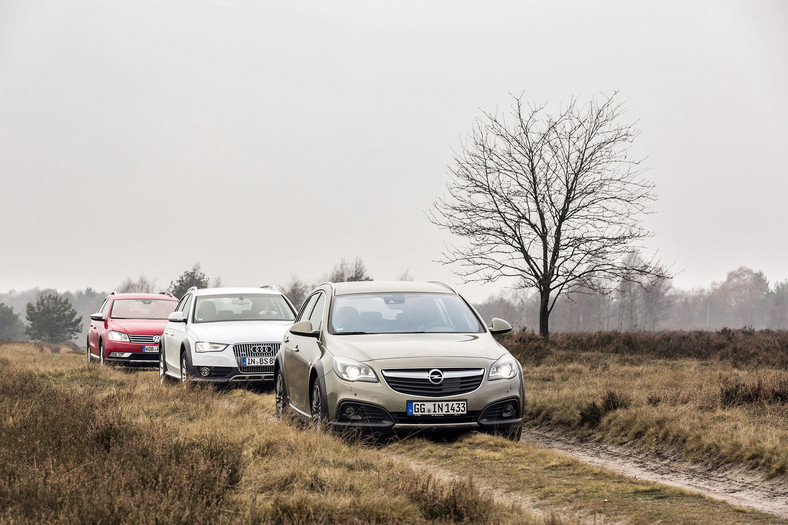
[307,292,325,331]
[296,293,319,323]
[192,293,296,323]
[329,293,484,334]
[98,298,110,317]
[181,295,194,320]
[110,299,177,320]
[175,296,187,313]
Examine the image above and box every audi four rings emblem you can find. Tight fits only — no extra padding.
[152,335,160,343]
[428,369,444,385]
[251,345,272,353]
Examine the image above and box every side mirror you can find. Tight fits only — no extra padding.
[89,312,105,321]
[489,318,512,335]
[289,320,319,337]
[168,311,186,323]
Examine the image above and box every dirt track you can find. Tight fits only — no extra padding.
[522,428,788,520]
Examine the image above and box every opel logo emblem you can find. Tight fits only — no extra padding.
[428,369,444,385]
[152,335,161,343]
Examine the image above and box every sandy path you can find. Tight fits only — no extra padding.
[522,428,788,519]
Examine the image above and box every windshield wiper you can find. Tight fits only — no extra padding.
[335,331,370,335]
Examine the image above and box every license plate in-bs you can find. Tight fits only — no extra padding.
[242,357,275,366]
[407,401,467,416]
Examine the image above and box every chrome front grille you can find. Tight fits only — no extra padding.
[381,368,485,397]
[233,342,279,374]
[128,334,158,344]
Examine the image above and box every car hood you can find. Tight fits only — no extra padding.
[323,333,509,366]
[109,319,169,334]
[187,321,292,343]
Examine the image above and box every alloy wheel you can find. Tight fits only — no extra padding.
[310,381,325,430]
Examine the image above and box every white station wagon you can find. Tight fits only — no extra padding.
[159,286,296,384]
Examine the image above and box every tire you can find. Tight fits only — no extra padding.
[507,423,523,442]
[180,350,191,384]
[275,368,288,420]
[310,379,328,430]
[487,423,523,442]
[99,340,106,366]
[159,342,172,383]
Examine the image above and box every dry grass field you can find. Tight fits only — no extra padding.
[1,337,787,524]
[502,330,788,479]
[0,341,543,524]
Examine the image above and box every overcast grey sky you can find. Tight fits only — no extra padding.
[1,0,787,303]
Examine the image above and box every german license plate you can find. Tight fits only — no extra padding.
[242,356,275,366]
[142,345,158,353]
[407,400,467,416]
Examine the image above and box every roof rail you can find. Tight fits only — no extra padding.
[260,284,279,292]
[427,281,457,293]
[313,281,335,296]
[159,291,175,298]
[186,286,198,293]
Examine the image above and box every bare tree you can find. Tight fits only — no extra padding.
[280,276,312,311]
[117,275,157,293]
[326,257,372,283]
[431,93,669,341]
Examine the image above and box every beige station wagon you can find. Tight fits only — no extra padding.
[274,281,524,439]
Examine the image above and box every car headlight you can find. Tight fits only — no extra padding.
[489,355,517,380]
[333,356,378,383]
[107,331,129,342]
[195,342,228,353]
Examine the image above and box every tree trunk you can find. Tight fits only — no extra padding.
[539,289,550,343]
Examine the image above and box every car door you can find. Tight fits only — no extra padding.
[283,293,318,409]
[89,297,109,356]
[288,291,326,414]
[165,294,193,372]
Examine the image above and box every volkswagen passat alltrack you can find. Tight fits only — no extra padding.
[275,281,524,439]
[88,292,178,366]
[159,286,296,384]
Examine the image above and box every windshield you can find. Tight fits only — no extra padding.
[329,293,483,334]
[110,299,177,320]
[193,294,295,323]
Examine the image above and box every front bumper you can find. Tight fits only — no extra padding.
[183,363,274,383]
[324,369,524,431]
[104,341,160,365]
[331,397,522,432]
[187,346,276,383]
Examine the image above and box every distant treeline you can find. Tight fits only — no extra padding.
[3,265,788,343]
[475,266,788,332]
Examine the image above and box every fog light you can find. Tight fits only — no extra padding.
[108,352,131,358]
[200,367,210,377]
[502,402,516,419]
[344,406,357,417]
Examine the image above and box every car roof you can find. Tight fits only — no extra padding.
[110,292,177,301]
[191,287,283,297]
[329,281,457,296]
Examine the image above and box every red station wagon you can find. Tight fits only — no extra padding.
[87,292,178,366]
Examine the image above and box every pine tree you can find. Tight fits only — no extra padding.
[168,263,210,298]
[0,303,25,340]
[25,294,83,343]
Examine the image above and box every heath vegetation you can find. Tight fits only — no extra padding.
[501,329,788,478]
